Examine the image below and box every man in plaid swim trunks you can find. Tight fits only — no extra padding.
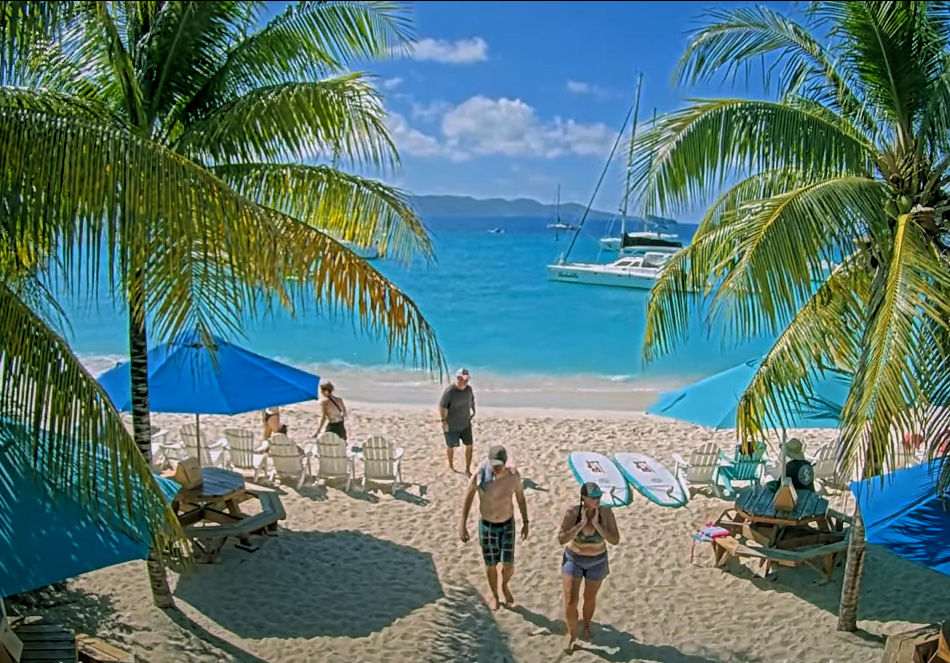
[458,445,529,610]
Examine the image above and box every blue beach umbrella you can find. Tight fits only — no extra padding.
[0,422,181,598]
[647,358,850,430]
[98,331,321,416]
[851,461,950,576]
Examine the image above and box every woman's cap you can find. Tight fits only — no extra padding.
[456,368,470,380]
[581,481,603,498]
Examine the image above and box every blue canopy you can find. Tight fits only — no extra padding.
[851,461,950,577]
[98,331,321,415]
[647,358,850,429]
[0,423,181,597]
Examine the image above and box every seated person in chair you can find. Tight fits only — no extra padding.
[783,438,815,492]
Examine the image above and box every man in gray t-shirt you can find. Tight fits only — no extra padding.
[440,368,476,474]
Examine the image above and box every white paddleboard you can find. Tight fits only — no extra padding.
[568,451,630,507]
[614,452,688,508]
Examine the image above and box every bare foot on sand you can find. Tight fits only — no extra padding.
[486,594,500,610]
[502,585,515,607]
[565,633,576,654]
[581,624,593,640]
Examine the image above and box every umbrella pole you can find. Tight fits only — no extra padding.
[196,413,202,467]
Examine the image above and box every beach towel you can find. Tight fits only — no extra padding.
[477,462,494,492]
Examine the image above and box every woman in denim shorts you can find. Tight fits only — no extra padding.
[557,481,621,652]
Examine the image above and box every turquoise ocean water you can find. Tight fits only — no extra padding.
[59,217,776,411]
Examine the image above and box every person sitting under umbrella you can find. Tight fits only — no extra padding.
[783,438,815,492]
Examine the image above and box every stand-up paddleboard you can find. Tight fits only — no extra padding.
[568,451,630,507]
[614,452,687,508]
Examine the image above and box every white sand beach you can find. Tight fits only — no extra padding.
[12,399,950,663]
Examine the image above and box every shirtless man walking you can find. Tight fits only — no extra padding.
[458,445,529,610]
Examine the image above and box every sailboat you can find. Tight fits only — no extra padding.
[599,110,681,255]
[547,185,579,232]
[546,75,681,290]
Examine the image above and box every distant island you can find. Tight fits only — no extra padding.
[408,194,677,226]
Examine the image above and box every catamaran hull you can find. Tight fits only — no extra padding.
[546,264,658,290]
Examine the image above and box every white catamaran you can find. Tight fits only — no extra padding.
[546,75,682,290]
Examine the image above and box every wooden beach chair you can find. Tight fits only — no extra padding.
[808,444,850,495]
[266,433,313,489]
[361,435,405,492]
[313,431,354,492]
[223,427,267,480]
[717,442,766,497]
[672,443,724,498]
[180,423,231,469]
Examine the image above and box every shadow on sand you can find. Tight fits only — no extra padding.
[175,529,443,639]
[420,583,517,663]
[512,605,767,663]
[722,544,950,628]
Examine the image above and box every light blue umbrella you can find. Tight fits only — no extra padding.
[647,358,850,429]
[0,420,181,598]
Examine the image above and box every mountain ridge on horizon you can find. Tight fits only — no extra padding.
[408,194,677,224]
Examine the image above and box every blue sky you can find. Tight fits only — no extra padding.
[273,1,798,221]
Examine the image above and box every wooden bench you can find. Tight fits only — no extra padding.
[713,532,851,584]
[11,622,77,663]
[76,634,133,663]
[183,488,285,563]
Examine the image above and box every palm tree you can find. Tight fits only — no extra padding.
[1,1,444,609]
[630,1,950,631]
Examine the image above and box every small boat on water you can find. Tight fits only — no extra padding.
[488,227,505,234]
[547,185,580,232]
[546,251,676,290]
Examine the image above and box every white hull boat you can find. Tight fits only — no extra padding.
[546,252,675,290]
[340,240,379,260]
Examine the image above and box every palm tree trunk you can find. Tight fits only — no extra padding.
[836,505,865,631]
[129,270,176,610]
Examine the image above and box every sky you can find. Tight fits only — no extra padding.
[270,0,798,221]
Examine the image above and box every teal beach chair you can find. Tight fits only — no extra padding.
[717,442,766,497]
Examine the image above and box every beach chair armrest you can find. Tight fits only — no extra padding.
[672,453,688,472]
[393,448,405,461]
[254,440,270,454]
[210,438,228,449]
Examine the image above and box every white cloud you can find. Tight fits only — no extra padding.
[381,77,403,90]
[385,96,616,161]
[406,37,488,64]
[566,80,615,101]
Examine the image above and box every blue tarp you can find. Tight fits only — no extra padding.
[647,358,850,429]
[98,330,321,415]
[0,422,181,597]
[851,461,950,576]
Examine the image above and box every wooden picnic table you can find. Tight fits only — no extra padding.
[171,467,285,562]
[710,485,850,583]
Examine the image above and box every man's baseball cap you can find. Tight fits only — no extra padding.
[456,368,470,380]
[488,445,507,466]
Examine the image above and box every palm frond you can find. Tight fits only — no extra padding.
[676,4,876,133]
[709,176,886,339]
[630,99,876,216]
[838,211,950,478]
[86,0,146,127]
[736,256,870,441]
[0,1,77,81]
[180,0,413,126]
[0,280,184,551]
[175,75,397,169]
[0,85,118,122]
[215,162,433,264]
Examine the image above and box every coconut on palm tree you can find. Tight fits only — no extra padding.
[631,1,950,631]
[0,0,443,609]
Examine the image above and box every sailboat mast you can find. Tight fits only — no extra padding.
[619,74,644,239]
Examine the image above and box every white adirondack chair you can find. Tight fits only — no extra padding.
[122,416,173,469]
[361,435,405,492]
[672,442,724,498]
[807,444,850,495]
[180,422,231,469]
[223,427,267,480]
[313,431,354,492]
[265,432,312,489]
